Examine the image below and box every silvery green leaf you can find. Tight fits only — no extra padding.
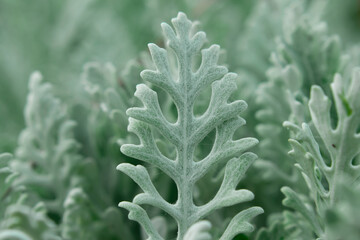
[184,220,212,240]
[119,12,261,239]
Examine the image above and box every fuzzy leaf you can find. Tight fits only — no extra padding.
[119,202,164,240]
[119,12,261,239]
[11,72,82,215]
[220,207,264,240]
[283,67,360,238]
[184,221,212,240]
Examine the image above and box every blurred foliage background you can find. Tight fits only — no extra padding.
[1,0,360,239]
[2,0,359,152]
[0,0,258,152]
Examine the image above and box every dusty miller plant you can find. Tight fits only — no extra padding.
[2,1,360,239]
[118,12,263,239]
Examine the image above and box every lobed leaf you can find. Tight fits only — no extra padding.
[118,12,261,239]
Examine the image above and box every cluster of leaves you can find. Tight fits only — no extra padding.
[1,0,360,239]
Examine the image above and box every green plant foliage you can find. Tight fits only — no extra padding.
[118,12,263,239]
[61,187,103,240]
[0,154,61,240]
[1,198,61,240]
[324,181,360,240]
[256,3,344,181]
[2,0,360,239]
[0,153,15,213]
[11,72,82,216]
[282,67,360,239]
[82,61,142,138]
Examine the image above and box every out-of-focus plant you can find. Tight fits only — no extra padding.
[2,0,360,239]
